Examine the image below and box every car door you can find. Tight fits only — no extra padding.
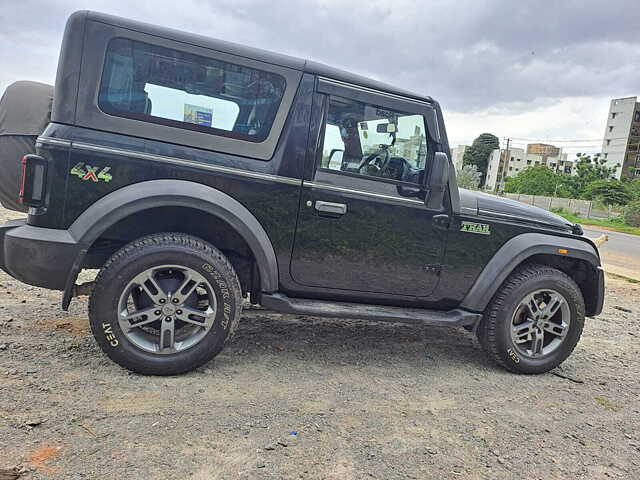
[289,80,447,298]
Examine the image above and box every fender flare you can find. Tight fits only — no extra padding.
[62,179,278,308]
[459,232,601,313]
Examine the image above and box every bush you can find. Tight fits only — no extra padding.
[623,200,640,227]
[583,179,632,206]
[456,164,482,190]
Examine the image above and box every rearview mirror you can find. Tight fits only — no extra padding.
[425,152,449,209]
[376,123,397,134]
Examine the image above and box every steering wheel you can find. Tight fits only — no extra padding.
[358,145,391,177]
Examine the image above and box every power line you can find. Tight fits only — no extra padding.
[451,136,630,144]
[509,136,628,143]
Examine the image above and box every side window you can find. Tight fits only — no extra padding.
[320,95,428,183]
[98,38,286,143]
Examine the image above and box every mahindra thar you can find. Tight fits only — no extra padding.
[0,11,604,375]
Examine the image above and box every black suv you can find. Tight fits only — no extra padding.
[0,11,604,375]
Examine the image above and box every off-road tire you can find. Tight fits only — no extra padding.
[476,264,585,374]
[89,233,242,375]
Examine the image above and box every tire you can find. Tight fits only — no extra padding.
[476,264,585,374]
[89,233,242,375]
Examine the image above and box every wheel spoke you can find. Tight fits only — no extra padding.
[121,306,161,330]
[523,293,540,318]
[176,306,215,328]
[172,272,203,304]
[136,271,168,304]
[159,319,175,352]
[543,321,568,339]
[531,329,545,356]
[511,320,535,344]
[542,293,565,319]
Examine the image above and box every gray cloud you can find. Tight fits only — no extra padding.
[1,0,639,113]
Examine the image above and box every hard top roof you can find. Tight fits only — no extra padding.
[79,11,432,104]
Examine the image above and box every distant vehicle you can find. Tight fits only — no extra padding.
[0,11,604,375]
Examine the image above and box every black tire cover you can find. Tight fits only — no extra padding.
[0,81,54,212]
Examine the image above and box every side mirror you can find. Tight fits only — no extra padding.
[425,152,449,209]
[328,149,344,169]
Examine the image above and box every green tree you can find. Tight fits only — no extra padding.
[462,133,499,186]
[456,164,482,190]
[623,200,640,227]
[554,174,582,198]
[573,153,619,192]
[623,177,640,200]
[504,165,562,196]
[583,180,632,206]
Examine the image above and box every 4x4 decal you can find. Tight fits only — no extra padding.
[70,162,113,183]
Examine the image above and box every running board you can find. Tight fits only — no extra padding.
[260,294,481,327]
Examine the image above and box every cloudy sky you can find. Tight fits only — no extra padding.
[1,0,638,156]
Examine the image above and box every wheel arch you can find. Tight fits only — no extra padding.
[460,233,604,317]
[62,179,278,308]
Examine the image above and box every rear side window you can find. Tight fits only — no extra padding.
[98,38,286,143]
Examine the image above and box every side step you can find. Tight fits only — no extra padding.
[260,293,482,327]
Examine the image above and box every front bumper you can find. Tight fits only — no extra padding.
[0,220,82,290]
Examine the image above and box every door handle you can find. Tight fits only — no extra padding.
[315,200,347,216]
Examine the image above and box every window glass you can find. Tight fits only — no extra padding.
[98,38,286,142]
[320,95,428,183]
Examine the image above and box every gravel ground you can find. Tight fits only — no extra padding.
[0,212,639,480]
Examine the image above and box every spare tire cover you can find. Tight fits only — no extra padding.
[0,81,54,212]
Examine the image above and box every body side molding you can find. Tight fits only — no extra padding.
[460,232,600,313]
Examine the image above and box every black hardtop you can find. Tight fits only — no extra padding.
[78,10,433,104]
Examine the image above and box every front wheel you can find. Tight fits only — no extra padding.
[89,233,242,375]
[477,264,585,374]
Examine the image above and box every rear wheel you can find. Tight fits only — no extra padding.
[477,264,585,374]
[89,233,242,375]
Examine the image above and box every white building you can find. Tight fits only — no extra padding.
[450,145,469,172]
[601,97,640,179]
[484,144,573,192]
[485,147,525,191]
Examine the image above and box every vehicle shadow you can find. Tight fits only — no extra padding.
[223,308,492,371]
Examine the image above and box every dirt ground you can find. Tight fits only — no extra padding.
[1,214,639,479]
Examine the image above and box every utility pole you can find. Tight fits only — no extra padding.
[499,137,511,192]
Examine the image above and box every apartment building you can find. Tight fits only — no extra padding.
[484,144,572,191]
[450,145,469,172]
[485,147,525,191]
[601,97,640,179]
[524,143,571,174]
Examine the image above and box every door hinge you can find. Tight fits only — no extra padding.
[432,214,450,229]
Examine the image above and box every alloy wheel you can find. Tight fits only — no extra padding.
[117,265,217,354]
[510,289,571,359]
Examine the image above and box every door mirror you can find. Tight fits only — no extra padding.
[425,152,449,209]
[328,149,344,169]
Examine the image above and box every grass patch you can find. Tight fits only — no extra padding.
[606,272,640,284]
[595,396,622,411]
[552,209,640,236]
